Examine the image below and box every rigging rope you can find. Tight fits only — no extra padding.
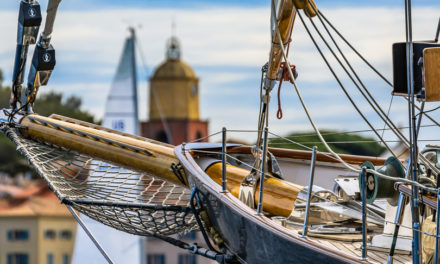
[276,21,295,120]
[299,10,398,159]
[265,124,439,139]
[270,0,437,194]
[318,9,440,129]
[303,1,439,175]
[381,96,394,140]
[269,139,440,145]
[311,7,410,154]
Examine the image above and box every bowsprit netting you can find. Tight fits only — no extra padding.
[2,125,198,236]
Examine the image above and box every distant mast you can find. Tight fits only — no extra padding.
[102,27,139,135]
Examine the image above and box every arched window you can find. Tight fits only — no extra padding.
[156,131,169,144]
[195,131,202,140]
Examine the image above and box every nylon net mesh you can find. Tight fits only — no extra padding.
[2,126,198,236]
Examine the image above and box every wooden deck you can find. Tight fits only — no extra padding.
[282,222,412,264]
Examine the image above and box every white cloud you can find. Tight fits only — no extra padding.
[0,5,439,144]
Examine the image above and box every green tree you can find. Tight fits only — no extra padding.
[269,130,386,157]
[34,92,96,123]
[0,86,96,123]
[0,76,98,178]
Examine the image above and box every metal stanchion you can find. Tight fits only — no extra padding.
[361,167,368,260]
[256,128,269,215]
[435,188,440,264]
[301,146,317,237]
[221,127,227,193]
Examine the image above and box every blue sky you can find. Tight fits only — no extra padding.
[0,1,438,140]
[2,0,440,10]
[0,0,438,140]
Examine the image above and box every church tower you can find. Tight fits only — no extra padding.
[140,34,208,145]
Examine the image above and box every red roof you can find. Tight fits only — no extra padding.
[0,183,71,217]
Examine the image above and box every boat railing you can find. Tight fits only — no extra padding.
[189,128,440,263]
[301,146,317,238]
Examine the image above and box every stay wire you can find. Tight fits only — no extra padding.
[269,139,440,145]
[271,0,437,194]
[270,124,438,140]
[307,3,439,175]
[317,10,392,87]
[381,96,394,140]
[277,17,295,120]
[312,6,408,151]
[318,9,440,129]
[416,105,440,118]
[301,10,398,159]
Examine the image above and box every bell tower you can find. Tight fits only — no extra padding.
[141,34,208,145]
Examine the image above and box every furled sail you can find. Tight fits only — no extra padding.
[102,28,139,135]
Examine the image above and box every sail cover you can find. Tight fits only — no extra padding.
[102,29,139,135]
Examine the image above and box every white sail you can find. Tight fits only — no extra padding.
[73,29,140,264]
[102,28,139,135]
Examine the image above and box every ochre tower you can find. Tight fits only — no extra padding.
[140,35,208,145]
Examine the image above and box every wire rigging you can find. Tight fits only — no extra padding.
[318,9,440,129]
[298,10,398,159]
[269,124,439,139]
[312,8,410,153]
[270,0,437,194]
[303,1,439,175]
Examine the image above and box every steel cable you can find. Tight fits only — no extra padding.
[270,0,437,194]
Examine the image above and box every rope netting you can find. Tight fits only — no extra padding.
[1,125,198,236]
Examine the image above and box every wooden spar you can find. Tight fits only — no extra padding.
[18,114,384,217]
[19,114,184,186]
[206,162,303,217]
[267,0,297,80]
[18,114,304,216]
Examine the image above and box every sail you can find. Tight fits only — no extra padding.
[73,29,141,263]
[102,28,139,135]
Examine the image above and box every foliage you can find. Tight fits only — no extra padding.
[34,92,96,123]
[0,77,97,177]
[269,130,386,157]
[0,86,96,123]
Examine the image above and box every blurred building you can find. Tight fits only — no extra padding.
[141,34,209,145]
[0,183,76,264]
[141,232,216,264]
[140,35,212,264]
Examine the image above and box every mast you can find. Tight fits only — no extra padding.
[102,27,140,135]
[129,27,140,136]
[252,0,296,175]
[404,1,422,263]
[10,0,42,110]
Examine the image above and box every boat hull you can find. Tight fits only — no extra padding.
[193,183,354,264]
[176,147,365,264]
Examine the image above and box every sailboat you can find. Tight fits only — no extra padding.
[1,0,440,263]
[102,27,139,136]
[73,28,141,263]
